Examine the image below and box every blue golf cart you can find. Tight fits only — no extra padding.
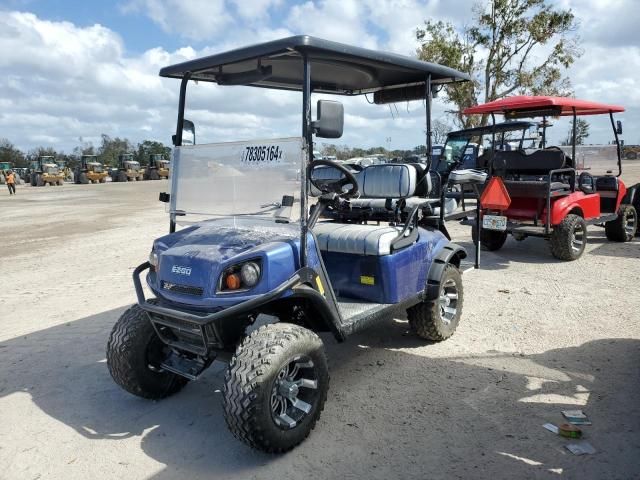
[106,36,471,452]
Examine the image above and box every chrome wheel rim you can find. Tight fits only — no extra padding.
[438,278,459,324]
[571,223,585,253]
[624,211,636,237]
[270,355,319,429]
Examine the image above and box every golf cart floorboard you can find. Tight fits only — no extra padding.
[336,295,421,336]
[336,297,387,319]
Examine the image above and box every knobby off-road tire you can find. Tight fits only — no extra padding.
[107,304,188,400]
[148,169,160,181]
[223,323,329,453]
[472,224,508,251]
[605,204,637,242]
[408,264,463,341]
[550,214,587,261]
[77,172,89,184]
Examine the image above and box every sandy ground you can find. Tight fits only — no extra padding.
[0,165,639,480]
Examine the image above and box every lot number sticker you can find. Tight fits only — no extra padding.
[241,145,284,164]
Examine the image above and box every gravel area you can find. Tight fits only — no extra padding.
[1,163,639,479]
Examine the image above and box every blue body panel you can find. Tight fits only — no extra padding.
[148,218,322,310]
[320,227,448,303]
[147,217,449,311]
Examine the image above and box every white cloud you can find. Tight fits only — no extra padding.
[121,0,232,41]
[1,1,640,154]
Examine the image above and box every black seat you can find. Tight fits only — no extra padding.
[494,149,566,175]
[495,149,572,199]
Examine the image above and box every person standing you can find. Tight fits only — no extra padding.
[5,170,16,195]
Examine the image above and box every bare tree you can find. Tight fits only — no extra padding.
[432,119,452,144]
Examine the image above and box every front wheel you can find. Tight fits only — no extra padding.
[106,304,188,399]
[550,214,587,261]
[605,204,637,242]
[407,264,463,341]
[223,323,329,453]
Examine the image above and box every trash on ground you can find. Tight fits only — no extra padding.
[543,423,559,434]
[562,410,591,425]
[559,423,582,439]
[565,441,596,455]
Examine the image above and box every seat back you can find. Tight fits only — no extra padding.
[494,149,566,175]
[359,164,417,199]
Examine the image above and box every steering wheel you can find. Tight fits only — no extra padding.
[309,160,359,198]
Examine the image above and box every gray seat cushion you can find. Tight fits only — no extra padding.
[313,222,406,256]
[448,169,487,184]
[348,197,458,216]
[359,164,417,198]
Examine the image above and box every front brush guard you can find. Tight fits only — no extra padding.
[132,262,319,357]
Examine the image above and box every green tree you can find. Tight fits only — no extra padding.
[561,118,589,146]
[416,0,580,127]
[0,138,26,167]
[135,140,172,165]
[98,134,133,167]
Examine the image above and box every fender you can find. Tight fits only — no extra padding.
[615,181,628,211]
[549,192,600,224]
[622,182,640,209]
[425,243,467,301]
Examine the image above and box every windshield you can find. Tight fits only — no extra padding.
[434,138,468,173]
[170,137,304,225]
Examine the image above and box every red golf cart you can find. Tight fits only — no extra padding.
[463,96,637,261]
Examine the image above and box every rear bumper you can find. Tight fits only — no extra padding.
[132,262,302,355]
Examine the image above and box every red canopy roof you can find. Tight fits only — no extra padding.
[463,95,624,116]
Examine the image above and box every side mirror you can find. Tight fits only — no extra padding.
[616,120,622,135]
[312,100,343,139]
[172,119,196,146]
[182,119,196,145]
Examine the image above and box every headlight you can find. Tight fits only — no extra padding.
[149,251,159,270]
[240,262,261,287]
[219,259,262,292]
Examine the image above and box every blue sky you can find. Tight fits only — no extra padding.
[0,0,639,153]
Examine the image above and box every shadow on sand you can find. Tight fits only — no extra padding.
[1,308,639,479]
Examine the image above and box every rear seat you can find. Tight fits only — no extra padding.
[312,163,419,256]
[347,163,450,215]
[495,149,573,198]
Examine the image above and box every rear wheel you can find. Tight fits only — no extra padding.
[148,169,160,180]
[472,224,508,251]
[223,323,329,453]
[107,304,188,399]
[36,175,45,187]
[407,264,463,341]
[605,204,637,242]
[77,172,89,184]
[550,214,587,261]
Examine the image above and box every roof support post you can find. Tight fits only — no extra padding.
[174,72,192,147]
[572,107,577,164]
[425,75,432,169]
[609,111,622,176]
[300,55,312,268]
[170,72,191,234]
